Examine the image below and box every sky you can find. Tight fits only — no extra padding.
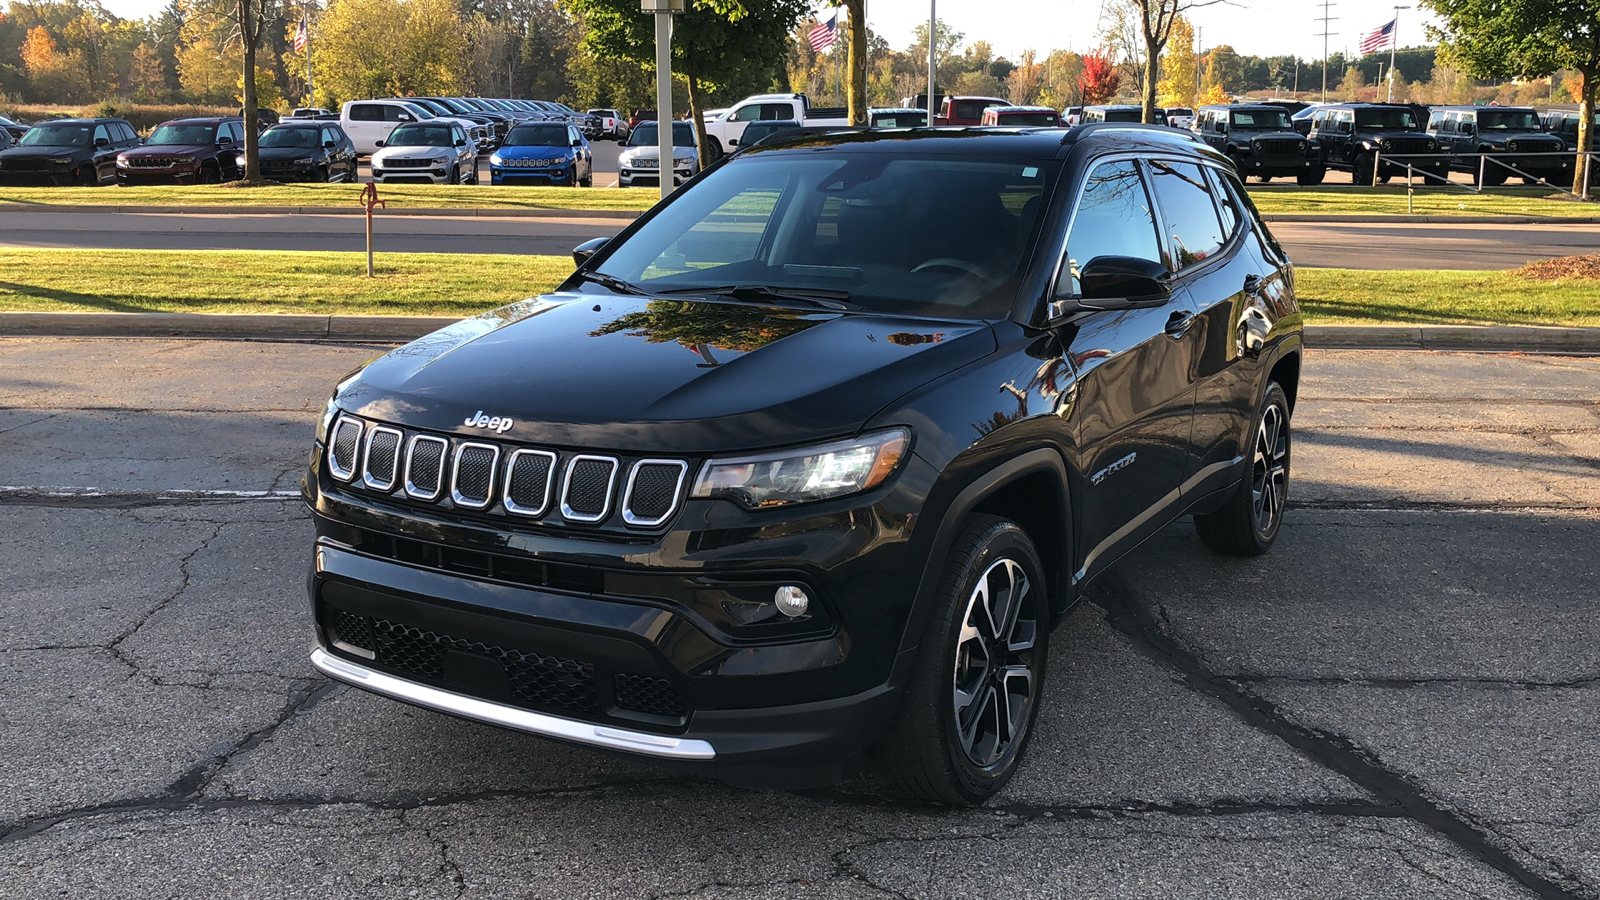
[92,0,1443,66]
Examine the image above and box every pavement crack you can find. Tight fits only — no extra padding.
[1529,431,1600,473]
[1092,573,1588,900]
[167,679,336,797]
[1234,674,1600,690]
[0,411,59,435]
[105,521,224,677]
[993,798,1406,821]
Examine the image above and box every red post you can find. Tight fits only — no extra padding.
[360,182,386,277]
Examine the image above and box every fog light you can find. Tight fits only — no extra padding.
[774,585,810,618]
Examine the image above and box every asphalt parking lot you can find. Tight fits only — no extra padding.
[2,340,1598,899]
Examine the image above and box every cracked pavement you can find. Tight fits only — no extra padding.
[1,337,1598,898]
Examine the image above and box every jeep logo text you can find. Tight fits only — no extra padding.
[464,410,514,434]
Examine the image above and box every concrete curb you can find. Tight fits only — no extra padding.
[3,313,1598,351]
[1,204,644,220]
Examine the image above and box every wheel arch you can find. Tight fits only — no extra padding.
[1267,346,1301,413]
[891,448,1077,686]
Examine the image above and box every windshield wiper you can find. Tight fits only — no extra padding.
[655,284,857,310]
[575,270,648,295]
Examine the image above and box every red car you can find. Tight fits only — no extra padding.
[116,117,246,185]
[981,106,1060,127]
[934,96,1009,126]
[627,109,658,132]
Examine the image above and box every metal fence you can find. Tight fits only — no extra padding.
[1373,150,1598,205]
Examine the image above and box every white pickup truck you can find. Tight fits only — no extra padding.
[701,93,850,150]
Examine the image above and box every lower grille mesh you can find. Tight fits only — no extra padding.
[614,673,689,718]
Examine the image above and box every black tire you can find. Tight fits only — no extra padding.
[1482,167,1506,187]
[580,168,593,187]
[76,165,99,186]
[567,164,578,187]
[198,162,219,184]
[313,165,329,183]
[1297,165,1326,186]
[1194,381,1291,556]
[448,164,460,185]
[879,514,1049,805]
[1353,153,1375,186]
[1257,175,1273,183]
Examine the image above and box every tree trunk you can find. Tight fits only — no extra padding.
[683,59,712,170]
[1576,67,1594,197]
[846,0,867,126]
[239,0,261,183]
[1142,32,1160,124]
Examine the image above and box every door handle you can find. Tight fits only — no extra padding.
[1243,274,1263,293]
[1165,310,1195,338]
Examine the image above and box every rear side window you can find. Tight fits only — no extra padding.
[349,105,382,122]
[1148,160,1225,270]
[1061,160,1162,294]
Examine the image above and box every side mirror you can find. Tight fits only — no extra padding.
[94,137,110,147]
[1218,122,1229,134]
[397,114,412,122]
[1050,256,1171,317]
[571,138,582,147]
[374,139,385,148]
[217,136,233,145]
[617,138,628,145]
[324,140,336,148]
[1462,122,1475,135]
[572,237,609,266]
[455,138,466,146]
[727,138,739,147]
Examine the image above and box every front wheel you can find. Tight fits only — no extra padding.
[1353,153,1375,186]
[448,165,460,185]
[76,165,99,186]
[1194,381,1291,556]
[879,514,1049,805]
[1297,165,1326,186]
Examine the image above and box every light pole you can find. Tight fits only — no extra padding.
[1387,5,1410,103]
[926,0,936,124]
[642,0,684,201]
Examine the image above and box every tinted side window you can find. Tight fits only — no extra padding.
[349,105,379,122]
[1203,166,1239,236]
[1148,160,1225,270]
[1061,160,1162,294]
[385,105,412,122]
[731,105,761,122]
[119,123,138,143]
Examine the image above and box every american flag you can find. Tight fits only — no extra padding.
[808,14,837,52]
[1359,18,1395,55]
[293,14,308,52]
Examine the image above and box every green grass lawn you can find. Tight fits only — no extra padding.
[0,249,573,316]
[1250,185,1599,218]
[1295,267,1600,327]
[0,183,660,212]
[1,248,1595,326]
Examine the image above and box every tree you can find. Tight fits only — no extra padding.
[1119,0,1227,124]
[178,35,239,102]
[1337,64,1364,101]
[1005,49,1042,105]
[567,0,806,166]
[1423,0,1600,193]
[1079,48,1120,104]
[1155,15,1195,108]
[1201,44,1242,97]
[838,0,866,126]
[130,42,165,99]
[1039,50,1085,109]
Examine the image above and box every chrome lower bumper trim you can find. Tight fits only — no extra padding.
[311,646,716,760]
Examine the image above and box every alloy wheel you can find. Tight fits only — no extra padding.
[1251,404,1289,534]
[951,557,1039,768]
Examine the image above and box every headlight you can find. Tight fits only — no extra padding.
[292,157,315,165]
[618,149,640,164]
[691,429,910,509]
[48,157,73,165]
[116,157,129,167]
[489,154,503,165]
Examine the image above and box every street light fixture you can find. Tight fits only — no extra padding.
[1388,5,1410,103]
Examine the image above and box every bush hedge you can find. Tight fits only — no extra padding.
[0,102,241,134]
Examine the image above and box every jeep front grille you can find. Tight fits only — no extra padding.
[1256,138,1303,155]
[324,414,687,530]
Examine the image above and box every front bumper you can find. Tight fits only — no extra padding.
[374,166,451,184]
[117,169,199,185]
[0,169,77,186]
[490,163,573,185]
[1236,155,1321,177]
[619,164,693,187]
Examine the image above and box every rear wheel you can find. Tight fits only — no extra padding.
[1296,165,1326,186]
[879,515,1049,805]
[1194,381,1291,556]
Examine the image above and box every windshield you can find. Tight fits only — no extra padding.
[386,125,455,147]
[595,153,1057,319]
[20,123,93,146]
[1355,108,1418,130]
[506,124,570,146]
[148,122,219,145]
[998,112,1059,126]
[1101,109,1141,122]
[1478,110,1541,132]
[260,128,321,148]
[628,122,696,147]
[1231,109,1292,130]
[409,99,450,115]
[872,112,927,127]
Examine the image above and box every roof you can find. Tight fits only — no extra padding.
[1197,104,1287,112]
[160,117,239,124]
[1431,105,1538,113]
[991,106,1058,114]
[1316,102,1418,110]
[744,124,1209,160]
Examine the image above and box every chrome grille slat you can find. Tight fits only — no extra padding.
[622,459,688,527]
[560,455,619,523]
[503,449,557,516]
[451,443,501,509]
[404,435,449,500]
[362,426,403,491]
[328,417,363,482]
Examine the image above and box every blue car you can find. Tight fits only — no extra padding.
[489,122,592,186]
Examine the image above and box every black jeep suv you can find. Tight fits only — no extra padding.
[303,126,1303,804]
[1195,104,1325,184]
[1427,106,1570,186]
[0,117,139,185]
[1306,102,1446,185]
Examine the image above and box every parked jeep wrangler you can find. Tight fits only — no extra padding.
[1195,104,1325,184]
[1427,106,1570,186]
[1306,102,1445,185]
[304,126,1302,805]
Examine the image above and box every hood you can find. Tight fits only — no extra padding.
[498,144,573,158]
[0,145,89,158]
[339,294,997,454]
[373,145,453,162]
[258,145,326,160]
[1235,130,1304,141]
[122,144,214,159]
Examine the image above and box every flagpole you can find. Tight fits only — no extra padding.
[304,5,314,107]
[1387,6,1408,102]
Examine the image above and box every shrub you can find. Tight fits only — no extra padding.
[0,101,242,133]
